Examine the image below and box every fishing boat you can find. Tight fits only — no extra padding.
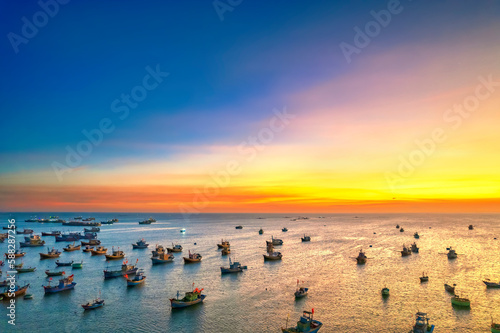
[103,260,138,279]
[420,272,429,282]
[401,244,412,257]
[138,217,156,224]
[411,242,419,253]
[82,298,105,310]
[74,216,82,220]
[294,280,308,298]
[396,224,400,228]
[62,221,100,226]
[81,239,101,246]
[266,236,283,246]
[409,312,435,333]
[132,239,149,249]
[221,247,231,255]
[151,245,165,257]
[301,235,311,242]
[105,248,125,260]
[263,243,282,261]
[0,280,8,287]
[444,283,456,293]
[220,257,247,274]
[235,225,243,229]
[5,250,26,258]
[282,227,288,232]
[217,239,230,249]
[447,247,458,259]
[170,286,206,308]
[23,294,33,299]
[381,287,390,296]
[83,227,100,233]
[41,231,61,236]
[100,218,117,224]
[483,279,500,288]
[45,270,65,277]
[414,232,420,239]
[55,260,74,267]
[0,284,30,298]
[282,310,322,333]
[82,217,96,221]
[82,245,94,252]
[39,247,61,259]
[167,243,183,253]
[91,246,108,255]
[259,228,264,235]
[25,217,41,222]
[125,270,146,286]
[492,322,500,333]
[451,294,470,307]
[151,252,174,265]
[19,235,45,247]
[81,232,98,240]
[72,260,84,269]
[355,249,367,264]
[44,216,64,223]
[183,250,202,263]
[16,228,34,234]
[55,232,80,242]
[2,225,16,230]
[400,228,405,232]
[43,274,76,293]
[63,243,81,252]
[180,228,186,233]
[468,224,474,230]
[16,266,36,273]
[14,262,23,270]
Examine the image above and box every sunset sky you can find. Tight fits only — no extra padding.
[1,1,499,213]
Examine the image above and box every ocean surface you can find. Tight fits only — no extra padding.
[0,213,499,333]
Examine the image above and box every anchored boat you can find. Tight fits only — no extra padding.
[217,239,230,249]
[282,310,322,333]
[72,260,84,269]
[82,245,94,252]
[16,266,36,273]
[1,284,30,298]
[126,270,146,286]
[235,225,243,229]
[295,280,308,299]
[82,298,105,310]
[138,217,156,224]
[483,279,500,288]
[20,235,45,247]
[91,246,108,255]
[183,250,202,263]
[411,242,419,253]
[81,239,101,246]
[132,239,149,249]
[259,228,264,235]
[381,287,390,296]
[414,232,420,239]
[43,274,76,293]
[263,243,282,261]
[409,312,435,333]
[447,247,458,259]
[105,248,125,260]
[16,228,34,234]
[103,260,138,279]
[63,243,81,252]
[221,247,231,255]
[83,227,100,233]
[401,244,412,257]
[55,260,73,267]
[41,231,61,236]
[151,252,174,264]
[151,245,165,257]
[282,227,288,232]
[5,250,26,258]
[266,236,283,246]
[355,249,367,264]
[170,286,206,309]
[451,294,470,307]
[220,257,247,274]
[301,235,311,242]
[45,270,65,277]
[167,244,183,253]
[420,272,429,283]
[444,283,456,293]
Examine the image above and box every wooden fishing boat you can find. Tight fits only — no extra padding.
[83,227,100,233]
[82,245,94,252]
[63,221,100,226]
[91,246,107,255]
[411,242,419,253]
[409,312,435,333]
[468,224,474,230]
[41,231,61,236]
[82,217,96,221]
[138,217,156,224]
[295,280,308,298]
[282,227,288,232]
[16,228,34,234]
[105,248,125,260]
[451,294,470,307]
[235,225,243,229]
[400,228,405,232]
[55,260,74,267]
[483,279,500,288]
[16,266,36,273]
[125,270,146,286]
[414,232,420,239]
[167,243,183,253]
[420,272,429,282]
[5,250,26,258]
[183,250,202,263]
[19,235,45,247]
[381,287,390,296]
[1,284,30,298]
[63,243,81,252]
[151,245,165,257]
[355,249,367,264]
[14,262,23,269]
[396,224,400,228]
[301,235,311,242]
[221,247,230,255]
[447,247,458,259]
[81,239,101,246]
[45,270,65,277]
[282,310,322,333]
[444,283,456,293]
[132,239,149,249]
[217,239,230,249]
[259,228,264,235]
[72,261,84,269]
[151,252,174,265]
[170,287,206,309]
[82,298,104,310]
[44,274,76,293]
[266,236,283,246]
[220,258,247,274]
[103,261,138,279]
[401,244,412,257]
[264,243,282,261]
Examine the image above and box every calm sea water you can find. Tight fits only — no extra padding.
[0,213,499,332]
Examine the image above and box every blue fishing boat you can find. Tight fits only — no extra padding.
[126,270,146,286]
[83,227,100,233]
[409,312,434,333]
[282,310,322,333]
[55,260,73,267]
[81,232,98,240]
[43,274,76,293]
[55,233,80,242]
[132,238,149,249]
[16,228,34,234]
[82,298,104,310]
[220,257,247,274]
[170,286,206,309]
